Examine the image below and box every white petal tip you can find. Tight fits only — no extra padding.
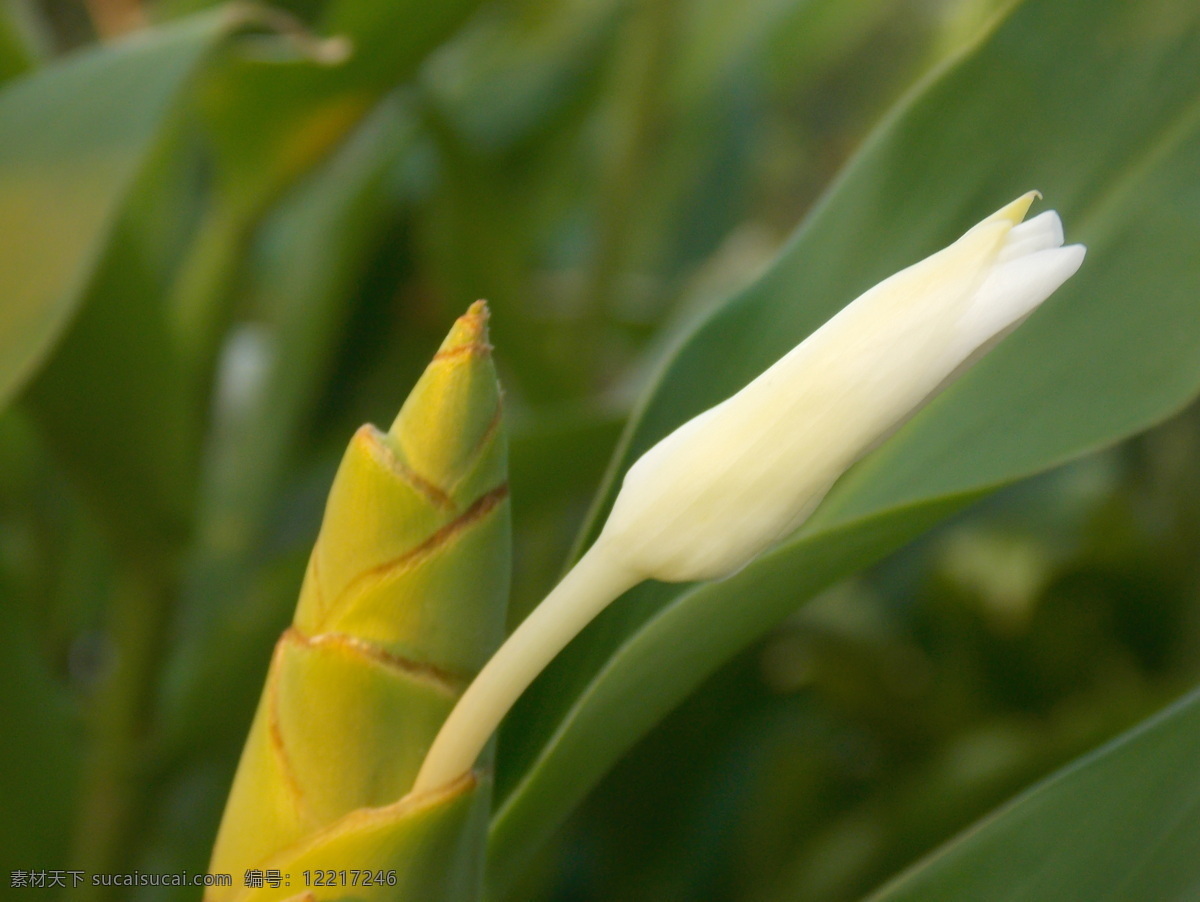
[999,210,1066,261]
[956,242,1086,352]
[1022,243,1087,293]
[1061,242,1087,272]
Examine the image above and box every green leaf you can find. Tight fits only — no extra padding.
[22,164,205,557]
[172,0,484,371]
[189,0,483,206]
[488,0,1200,886]
[0,8,239,413]
[0,0,42,83]
[0,580,82,865]
[866,684,1200,901]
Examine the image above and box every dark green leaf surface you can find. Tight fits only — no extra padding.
[0,0,40,83]
[489,0,1200,885]
[169,0,482,388]
[0,9,234,411]
[867,684,1200,901]
[0,588,82,864]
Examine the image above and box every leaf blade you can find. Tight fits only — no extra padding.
[0,8,236,410]
[866,685,1200,902]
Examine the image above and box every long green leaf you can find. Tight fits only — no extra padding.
[0,8,238,412]
[488,0,1200,886]
[867,684,1200,901]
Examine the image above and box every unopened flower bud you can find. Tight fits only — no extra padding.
[601,192,1083,581]
[413,193,1085,794]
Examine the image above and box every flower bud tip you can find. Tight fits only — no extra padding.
[438,301,492,357]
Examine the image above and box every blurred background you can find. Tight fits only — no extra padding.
[3,0,1200,899]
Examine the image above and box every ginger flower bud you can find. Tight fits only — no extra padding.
[413,192,1085,793]
[603,191,1083,580]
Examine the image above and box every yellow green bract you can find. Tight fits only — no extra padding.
[207,302,509,901]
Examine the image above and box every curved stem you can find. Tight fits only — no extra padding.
[412,541,639,794]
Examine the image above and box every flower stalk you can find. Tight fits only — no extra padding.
[414,193,1085,794]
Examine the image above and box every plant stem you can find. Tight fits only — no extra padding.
[71,563,171,898]
[413,541,639,794]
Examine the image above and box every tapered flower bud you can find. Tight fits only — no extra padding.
[602,192,1083,581]
[207,302,510,901]
[414,194,1085,794]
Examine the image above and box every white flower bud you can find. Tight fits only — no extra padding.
[412,193,1085,794]
[601,192,1084,581]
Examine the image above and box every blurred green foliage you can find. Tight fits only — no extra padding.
[2,0,1200,899]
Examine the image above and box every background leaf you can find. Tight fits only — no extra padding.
[170,0,484,375]
[0,7,236,412]
[6,0,1200,897]
[488,0,1200,886]
[867,685,1200,901]
[0,0,41,83]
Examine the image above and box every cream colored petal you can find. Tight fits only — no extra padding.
[998,210,1064,262]
[954,244,1086,358]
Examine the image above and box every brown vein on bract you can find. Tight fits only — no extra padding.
[357,425,456,511]
[448,397,505,497]
[432,340,493,362]
[266,639,309,819]
[282,627,466,697]
[472,399,504,464]
[315,483,510,630]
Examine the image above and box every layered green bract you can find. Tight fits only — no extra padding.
[207,302,509,901]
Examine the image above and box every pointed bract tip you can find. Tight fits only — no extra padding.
[385,301,503,486]
[436,300,492,358]
[986,191,1041,227]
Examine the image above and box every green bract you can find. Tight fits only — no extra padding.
[207,303,509,901]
